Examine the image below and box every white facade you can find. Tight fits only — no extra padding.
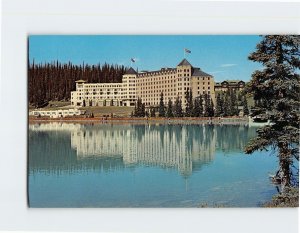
[30,108,85,118]
[71,59,215,108]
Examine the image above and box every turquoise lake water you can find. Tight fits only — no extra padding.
[28,122,278,207]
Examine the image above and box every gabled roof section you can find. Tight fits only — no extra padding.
[177,59,192,67]
[125,67,137,75]
[192,68,212,77]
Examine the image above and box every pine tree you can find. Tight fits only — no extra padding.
[229,90,238,116]
[223,92,229,116]
[167,99,174,117]
[134,98,145,117]
[174,96,183,117]
[204,94,211,117]
[184,89,190,117]
[242,95,249,116]
[189,90,193,116]
[210,98,215,117]
[133,103,137,117]
[245,35,300,191]
[150,107,156,117]
[198,94,204,117]
[158,92,166,117]
[193,97,201,117]
[28,61,127,106]
[185,89,193,117]
[215,93,223,117]
[141,103,146,117]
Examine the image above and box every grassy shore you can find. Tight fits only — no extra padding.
[80,106,134,117]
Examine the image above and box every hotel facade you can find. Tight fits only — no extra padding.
[71,59,215,109]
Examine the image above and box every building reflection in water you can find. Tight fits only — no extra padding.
[29,123,256,177]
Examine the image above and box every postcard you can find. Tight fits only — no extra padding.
[28,35,299,208]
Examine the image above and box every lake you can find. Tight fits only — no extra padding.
[28,122,278,207]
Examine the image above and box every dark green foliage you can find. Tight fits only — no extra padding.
[198,95,204,117]
[223,93,229,116]
[133,98,145,117]
[192,97,202,117]
[185,89,193,117]
[210,98,215,117]
[166,99,174,117]
[174,96,183,117]
[244,35,300,191]
[158,92,166,117]
[243,95,249,116]
[237,91,243,103]
[229,90,239,116]
[28,61,127,106]
[203,94,214,117]
[215,93,223,117]
[150,107,156,117]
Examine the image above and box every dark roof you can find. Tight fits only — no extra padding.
[177,59,192,67]
[223,80,245,84]
[191,68,212,77]
[125,67,137,75]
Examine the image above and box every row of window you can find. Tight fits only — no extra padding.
[141,84,176,90]
[138,72,176,77]
[178,69,190,73]
[137,79,175,84]
[82,85,123,88]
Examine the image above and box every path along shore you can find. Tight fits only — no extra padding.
[29,116,249,125]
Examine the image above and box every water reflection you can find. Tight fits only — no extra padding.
[29,123,257,177]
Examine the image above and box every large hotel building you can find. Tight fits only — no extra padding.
[71,59,215,108]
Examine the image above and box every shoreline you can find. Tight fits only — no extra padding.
[29,116,249,125]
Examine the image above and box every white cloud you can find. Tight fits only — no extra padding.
[220,63,237,68]
[208,71,225,74]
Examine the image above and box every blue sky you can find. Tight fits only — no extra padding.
[29,35,262,82]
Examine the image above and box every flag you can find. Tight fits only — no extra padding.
[131,58,136,63]
[184,48,191,54]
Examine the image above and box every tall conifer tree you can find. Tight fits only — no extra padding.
[158,92,166,117]
[245,35,300,191]
[167,99,174,117]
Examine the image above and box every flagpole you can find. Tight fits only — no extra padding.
[183,48,185,58]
